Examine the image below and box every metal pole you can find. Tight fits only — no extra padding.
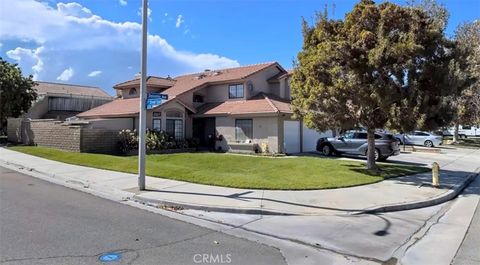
[138,0,148,190]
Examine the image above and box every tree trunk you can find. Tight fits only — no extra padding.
[453,121,460,143]
[366,128,378,171]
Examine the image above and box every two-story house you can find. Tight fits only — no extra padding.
[77,62,331,153]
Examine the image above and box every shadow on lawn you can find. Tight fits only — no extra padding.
[298,151,428,167]
[343,163,429,178]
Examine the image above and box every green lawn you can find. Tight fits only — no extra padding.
[443,136,480,148]
[10,146,429,190]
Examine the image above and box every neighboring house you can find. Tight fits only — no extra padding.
[7,81,113,144]
[77,62,331,153]
[25,81,113,120]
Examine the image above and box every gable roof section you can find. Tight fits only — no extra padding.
[195,93,292,116]
[114,76,176,89]
[77,97,196,118]
[163,62,282,98]
[34,81,111,98]
[77,97,139,118]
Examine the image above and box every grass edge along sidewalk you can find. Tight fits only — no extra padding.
[10,146,429,190]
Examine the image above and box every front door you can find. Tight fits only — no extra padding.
[192,118,216,148]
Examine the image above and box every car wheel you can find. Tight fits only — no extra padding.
[424,140,434,147]
[378,156,388,162]
[321,144,332,156]
[374,149,381,161]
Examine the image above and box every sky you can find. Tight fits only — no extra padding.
[0,0,478,95]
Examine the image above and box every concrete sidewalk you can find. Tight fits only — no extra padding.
[0,147,478,215]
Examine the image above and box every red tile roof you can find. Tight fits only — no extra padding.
[79,63,289,118]
[114,76,176,89]
[196,93,292,116]
[77,97,139,118]
[76,97,197,118]
[35,81,111,98]
[162,62,280,98]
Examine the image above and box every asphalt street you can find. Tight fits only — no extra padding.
[0,166,287,265]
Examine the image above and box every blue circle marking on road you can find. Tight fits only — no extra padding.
[99,252,122,262]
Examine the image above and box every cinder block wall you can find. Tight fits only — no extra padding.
[80,129,120,154]
[8,119,121,154]
[29,120,82,152]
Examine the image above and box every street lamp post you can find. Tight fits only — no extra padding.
[138,0,148,190]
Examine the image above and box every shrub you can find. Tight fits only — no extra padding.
[118,129,138,154]
[118,129,197,153]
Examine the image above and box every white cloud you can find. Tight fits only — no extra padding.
[88,70,102,77]
[57,67,74,81]
[176,15,184,28]
[6,46,44,80]
[0,0,238,90]
[57,2,93,18]
[119,0,127,6]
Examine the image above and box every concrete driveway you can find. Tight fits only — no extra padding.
[178,147,480,264]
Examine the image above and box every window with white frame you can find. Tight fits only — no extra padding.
[229,84,244,99]
[235,119,253,141]
[152,112,161,131]
[165,110,184,139]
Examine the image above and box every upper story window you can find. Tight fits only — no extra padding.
[229,84,244,99]
[152,112,161,131]
[193,94,204,103]
[129,88,137,95]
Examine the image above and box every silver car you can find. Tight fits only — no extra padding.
[394,131,443,147]
[316,131,400,161]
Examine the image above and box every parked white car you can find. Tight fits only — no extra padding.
[394,131,443,147]
[443,125,480,138]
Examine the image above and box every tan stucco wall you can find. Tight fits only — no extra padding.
[87,118,134,130]
[118,85,169,100]
[279,76,291,99]
[201,83,239,103]
[215,116,280,153]
[245,66,282,99]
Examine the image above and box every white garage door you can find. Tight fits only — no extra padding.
[302,126,333,152]
[283,121,301,154]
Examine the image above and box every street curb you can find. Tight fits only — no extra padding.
[0,158,136,203]
[131,195,296,216]
[1,154,477,216]
[401,145,442,153]
[359,170,479,214]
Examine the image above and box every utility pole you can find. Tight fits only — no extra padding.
[138,0,148,190]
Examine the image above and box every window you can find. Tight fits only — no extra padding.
[193,94,204,103]
[353,132,367,139]
[462,125,471,130]
[129,88,137,95]
[343,132,354,139]
[235,119,253,141]
[414,131,429,136]
[152,112,161,131]
[166,119,183,139]
[229,84,244,99]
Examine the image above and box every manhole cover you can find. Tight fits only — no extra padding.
[99,252,122,262]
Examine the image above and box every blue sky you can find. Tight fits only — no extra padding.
[0,0,478,95]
